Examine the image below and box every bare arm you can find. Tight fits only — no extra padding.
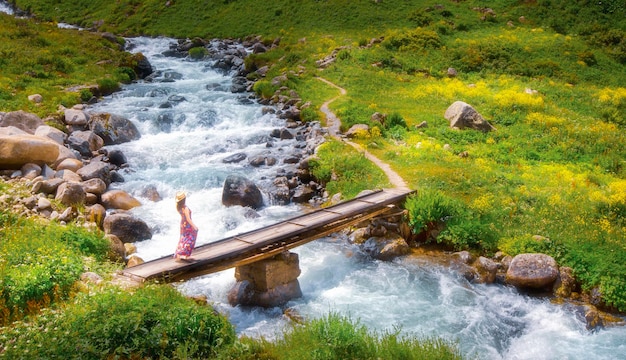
[184,207,198,231]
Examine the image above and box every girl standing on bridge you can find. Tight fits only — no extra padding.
[174,191,198,261]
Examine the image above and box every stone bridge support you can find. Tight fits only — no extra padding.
[227,251,302,308]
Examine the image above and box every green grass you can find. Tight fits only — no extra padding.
[1,0,626,357]
[217,313,461,360]
[0,285,236,359]
[309,139,391,200]
[0,13,140,116]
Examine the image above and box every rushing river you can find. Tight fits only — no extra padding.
[95,37,626,360]
[0,6,624,354]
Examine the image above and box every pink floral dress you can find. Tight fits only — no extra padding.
[175,206,197,257]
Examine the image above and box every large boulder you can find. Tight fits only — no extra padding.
[103,213,152,243]
[444,101,496,132]
[88,113,141,145]
[0,134,60,169]
[55,182,86,206]
[222,174,264,209]
[64,109,89,127]
[101,189,141,210]
[67,130,104,156]
[473,256,499,284]
[362,232,410,261]
[0,110,44,134]
[76,160,111,184]
[35,125,67,145]
[80,178,107,196]
[505,253,559,289]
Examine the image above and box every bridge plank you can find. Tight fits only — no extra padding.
[121,188,414,282]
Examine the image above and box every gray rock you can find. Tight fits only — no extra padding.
[362,232,410,261]
[444,101,496,132]
[88,113,141,145]
[64,109,88,126]
[103,213,152,243]
[55,182,86,206]
[222,152,247,164]
[77,161,111,185]
[80,178,107,195]
[0,111,44,134]
[222,174,264,209]
[473,256,498,284]
[505,253,559,289]
[35,125,67,145]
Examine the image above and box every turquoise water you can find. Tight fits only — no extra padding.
[88,37,626,360]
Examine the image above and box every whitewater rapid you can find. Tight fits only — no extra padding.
[0,10,622,354]
[92,37,624,360]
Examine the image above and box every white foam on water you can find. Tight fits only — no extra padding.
[88,36,626,359]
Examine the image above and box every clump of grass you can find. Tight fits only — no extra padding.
[309,139,390,200]
[265,313,461,360]
[0,285,235,359]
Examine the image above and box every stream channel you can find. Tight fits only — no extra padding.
[0,8,624,356]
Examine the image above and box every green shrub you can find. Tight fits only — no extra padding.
[96,78,120,95]
[252,80,277,99]
[268,313,461,360]
[0,214,84,324]
[408,9,433,27]
[405,190,462,234]
[79,88,93,102]
[383,28,442,52]
[309,140,389,199]
[300,106,320,122]
[189,46,208,60]
[385,112,407,129]
[0,285,236,359]
[438,217,497,252]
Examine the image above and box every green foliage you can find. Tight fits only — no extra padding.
[266,313,460,360]
[405,191,496,251]
[189,46,208,60]
[439,217,497,252]
[0,212,85,324]
[96,78,121,95]
[253,80,277,99]
[385,112,407,129]
[407,9,433,27]
[300,106,320,123]
[0,285,236,359]
[405,190,462,234]
[383,28,442,52]
[309,140,390,199]
[79,88,93,102]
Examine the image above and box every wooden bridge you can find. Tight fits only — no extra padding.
[121,188,414,283]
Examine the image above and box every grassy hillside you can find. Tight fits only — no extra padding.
[3,0,626,340]
[0,12,144,117]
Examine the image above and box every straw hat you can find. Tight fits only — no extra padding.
[175,191,186,202]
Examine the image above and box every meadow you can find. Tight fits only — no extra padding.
[1,0,625,358]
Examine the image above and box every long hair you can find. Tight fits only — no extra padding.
[176,198,186,212]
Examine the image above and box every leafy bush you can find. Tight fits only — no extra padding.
[96,78,121,95]
[252,80,277,99]
[405,190,462,234]
[189,46,208,60]
[438,217,497,252]
[309,140,389,199]
[265,313,461,360]
[383,28,442,52]
[407,9,433,27]
[300,106,320,122]
[0,213,84,325]
[79,88,93,102]
[0,285,236,359]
